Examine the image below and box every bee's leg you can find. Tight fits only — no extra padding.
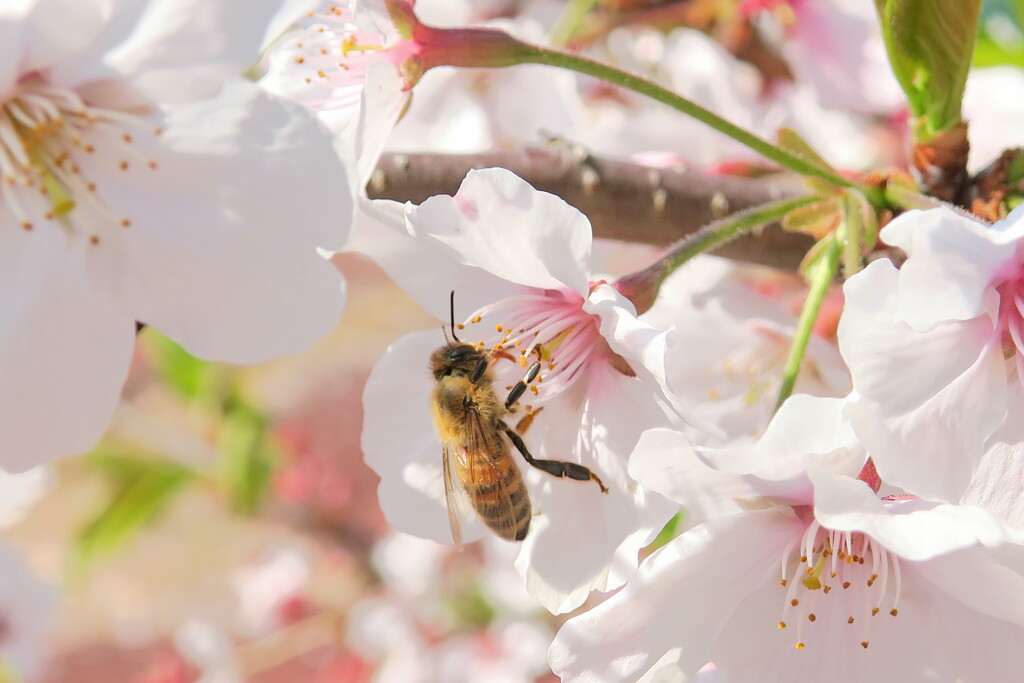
[500,422,609,494]
[505,361,541,410]
[470,356,489,383]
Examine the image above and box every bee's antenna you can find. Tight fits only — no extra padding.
[449,290,461,343]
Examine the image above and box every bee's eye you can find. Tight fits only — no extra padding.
[448,345,476,362]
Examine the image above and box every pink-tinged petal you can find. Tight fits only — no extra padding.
[782,0,904,115]
[410,168,592,296]
[628,428,772,520]
[362,330,486,544]
[0,10,29,95]
[712,560,948,682]
[897,557,1024,683]
[515,364,678,614]
[0,223,134,471]
[19,0,111,78]
[584,283,721,437]
[384,67,492,152]
[880,208,1017,330]
[81,81,349,364]
[647,256,850,447]
[549,510,802,682]
[808,465,1015,561]
[347,198,525,323]
[341,63,409,187]
[703,395,862,485]
[82,0,297,104]
[917,545,1024,627]
[964,381,1024,526]
[840,259,1007,502]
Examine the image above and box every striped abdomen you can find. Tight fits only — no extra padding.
[454,439,531,542]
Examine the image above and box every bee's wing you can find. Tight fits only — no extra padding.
[442,440,467,548]
[463,411,523,542]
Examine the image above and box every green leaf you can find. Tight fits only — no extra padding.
[218,405,277,514]
[74,453,195,572]
[776,128,839,176]
[973,32,1024,66]
[781,198,842,239]
[838,189,879,276]
[875,0,982,138]
[647,510,686,553]
[141,331,210,400]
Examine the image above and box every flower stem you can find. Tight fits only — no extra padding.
[512,43,883,204]
[615,195,817,314]
[773,235,842,411]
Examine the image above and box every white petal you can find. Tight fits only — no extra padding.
[840,259,1007,502]
[880,208,1017,331]
[347,198,525,323]
[808,465,1016,561]
[585,283,721,437]
[82,81,349,364]
[917,544,1024,627]
[0,223,134,471]
[964,380,1024,525]
[549,510,802,683]
[340,62,410,184]
[19,0,111,77]
[99,0,294,104]
[892,553,1024,682]
[712,559,946,682]
[409,168,593,295]
[362,330,486,544]
[515,363,678,614]
[703,395,861,484]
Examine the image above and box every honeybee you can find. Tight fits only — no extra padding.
[429,293,608,544]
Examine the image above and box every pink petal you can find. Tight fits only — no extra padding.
[881,208,1016,331]
[411,168,593,296]
[515,363,678,614]
[840,259,1007,502]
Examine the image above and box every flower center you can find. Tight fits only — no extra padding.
[458,290,610,404]
[281,6,421,111]
[0,75,158,243]
[777,519,902,651]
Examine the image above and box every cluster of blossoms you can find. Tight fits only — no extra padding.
[5,0,1024,680]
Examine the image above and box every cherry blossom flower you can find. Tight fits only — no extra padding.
[644,255,849,447]
[260,0,414,136]
[383,17,584,154]
[578,27,887,171]
[838,206,1024,503]
[0,0,352,470]
[551,395,1024,682]
[359,167,692,613]
[746,0,905,115]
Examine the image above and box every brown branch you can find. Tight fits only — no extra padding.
[368,149,814,271]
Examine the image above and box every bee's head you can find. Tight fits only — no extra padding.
[430,342,485,380]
